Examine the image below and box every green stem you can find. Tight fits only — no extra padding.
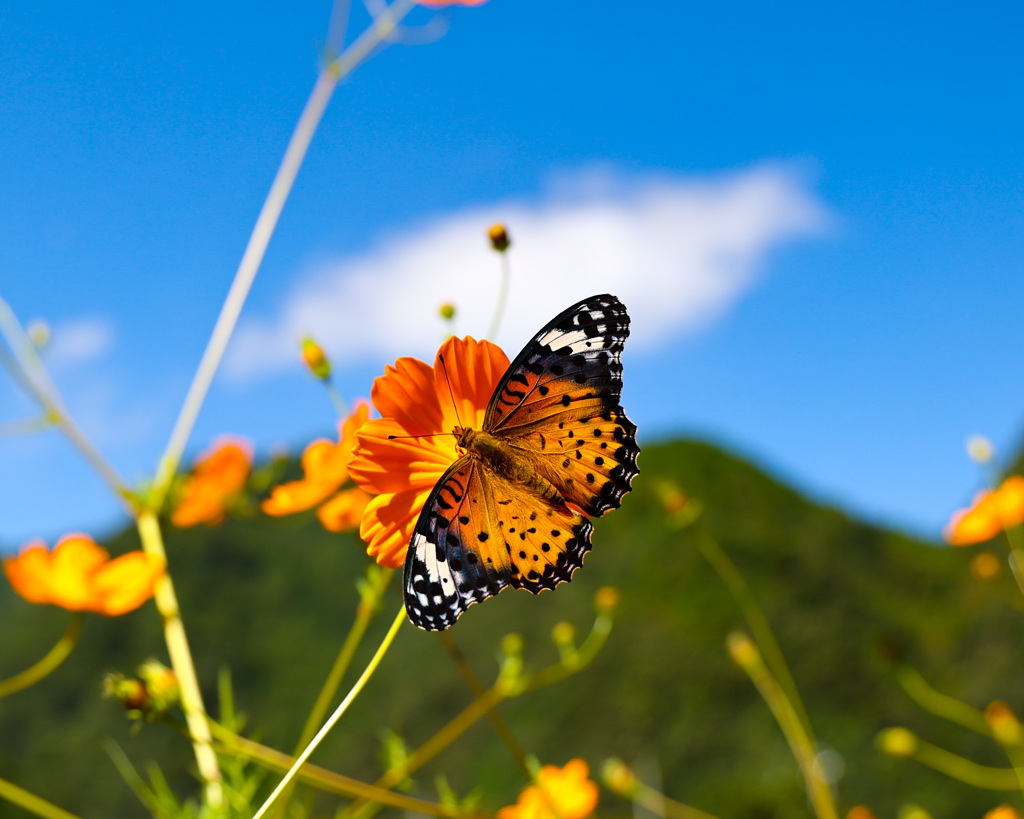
[908,737,1021,791]
[896,666,991,735]
[629,779,722,819]
[728,633,837,819]
[324,379,350,418]
[0,613,85,699]
[136,511,222,807]
[694,528,814,741]
[0,415,52,438]
[0,775,81,819]
[208,721,489,817]
[440,631,531,776]
[485,251,511,340]
[272,568,394,819]
[149,0,414,512]
[252,605,406,819]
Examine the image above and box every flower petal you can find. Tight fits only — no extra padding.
[371,356,445,434]
[317,487,372,533]
[350,418,454,495]
[91,552,166,616]
[48,535,112,610]
[434,336,509,433]
[360,488,433,568]
[3,541,56,605]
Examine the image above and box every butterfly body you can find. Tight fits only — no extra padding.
[404,294,640,631]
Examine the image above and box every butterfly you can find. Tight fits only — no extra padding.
[403,294,640,631]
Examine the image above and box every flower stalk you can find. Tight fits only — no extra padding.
[136,510,223,807]
[0,775,81,819]
[0,613,85,700]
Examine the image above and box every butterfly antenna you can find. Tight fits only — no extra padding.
[387,432,457,440]
[437,353,464,429]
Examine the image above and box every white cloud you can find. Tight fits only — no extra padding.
[45,318,115,369]
[225,164,829,381]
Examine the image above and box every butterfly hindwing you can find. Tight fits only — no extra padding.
[404,458,595,630]
[484,294,640,517]
[404,458,507,630]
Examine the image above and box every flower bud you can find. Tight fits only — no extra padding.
[877,727,917,757]
[439,303,456,321]
[601,758,638,796]
[26,320,51,349]
[726,632,760,670]
[488,223,510,252]
[551,621,576,650]
[970,551,1002,581]
[898,805,932,819]
[594,586,620,614]
[301,338,331,380]
[846,807,878,819]
[985,701,1023,745]
[967,434,995,464]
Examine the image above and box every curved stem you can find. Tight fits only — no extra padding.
[136,511,222,807]
[0,775,81,819]
[252,605,406,819]
[694,528,814,741]
[149,0,414,512]
[0,613,85,699]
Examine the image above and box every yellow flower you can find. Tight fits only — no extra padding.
[262,403,372,533]
[984,807,1021,819]
[945,476,1024,546]
[348,335,510,567]
[171,436,252,527]
[3,534,165,617]
[498,759,599,819]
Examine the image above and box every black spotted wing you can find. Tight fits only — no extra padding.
[483,294,640,517]
[404,455,594,631]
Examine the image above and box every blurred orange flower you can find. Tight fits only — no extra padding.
[171,436,252,527]
[262,403,372,533]
[348,336,509,567]
[3,534,165,617]
[945,476,1024,546]
[984,806,1021,819]
[498,759,599,819]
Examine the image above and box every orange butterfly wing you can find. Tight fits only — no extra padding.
[404,457,592,630]
[485,294,639,517]
[403,294,638,631]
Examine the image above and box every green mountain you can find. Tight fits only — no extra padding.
[1,438,1021,819]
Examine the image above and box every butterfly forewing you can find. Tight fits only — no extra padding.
[484,294,640,517]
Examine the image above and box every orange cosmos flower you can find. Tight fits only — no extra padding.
[171,436,252,527]
[498,759,599,819]
[348,335,509,567]
[262,403,372,533]
[945,476,1024,546]
[3,534,165,617]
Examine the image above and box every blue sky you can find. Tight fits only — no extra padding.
[2,0,1024,548]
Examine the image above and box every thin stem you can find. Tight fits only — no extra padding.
[439,631,530,776]
[208,721,490,817]
[149,0,414,512]
[727,633,837,819]
[325,379,350,418]
[252,605,406,819]
[272,567,394,819]
[896,666,991,736]
[345,610,616,819]
[629,780,722,819]
[0,295,133,509]
[694,528,814,740]
[0,415,52,438]
[136,511,223,807]
[485,251,511,340]
[907,737,1020,791]
[0,613,85,699]
[0,775,81,819]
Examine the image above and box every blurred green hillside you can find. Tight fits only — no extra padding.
[1,438,1021,819]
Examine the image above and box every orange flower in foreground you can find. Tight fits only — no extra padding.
[984,806,1021,819]
[262,404,372,533]
[171,436,252,527]
[945,476,1024,546]
[498,759,599,819]
[348,336,509,567]
[3,534,165,616]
